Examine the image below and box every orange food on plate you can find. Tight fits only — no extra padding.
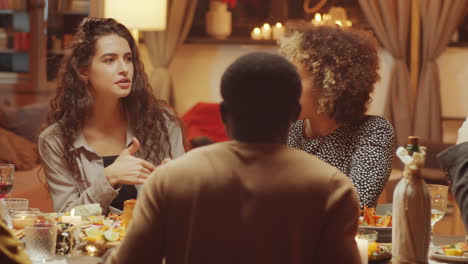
[359,206,392,227]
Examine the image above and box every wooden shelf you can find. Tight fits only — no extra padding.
[0,49,27,54]
[0,9,26,15]
[185,37,278,46]
[62,10,88,16]
[47,49,63,55]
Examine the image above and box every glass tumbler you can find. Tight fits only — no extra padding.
[25,222,57,262]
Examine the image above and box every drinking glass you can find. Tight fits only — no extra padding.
[0,164,14,198]
[25,222,57,262]
[0,198,28,227]
[428,184,448,244]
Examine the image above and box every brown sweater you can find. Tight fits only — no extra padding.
[106,141,361,264]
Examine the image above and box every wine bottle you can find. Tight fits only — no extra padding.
[392,136,431,264]
[406,136,420,156]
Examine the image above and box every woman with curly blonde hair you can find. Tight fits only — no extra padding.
[280,25,395,208]
[38,18,184,213]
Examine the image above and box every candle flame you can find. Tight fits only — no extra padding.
[262,23,270,30]
[335,20,343,27]
[315,13,322,22]
[254,27,261,34]
[275,22,282,28]
[70,208,75,216]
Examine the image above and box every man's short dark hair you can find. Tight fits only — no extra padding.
[220,52,301,141]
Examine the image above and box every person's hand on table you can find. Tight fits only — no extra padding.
[456,117,468,144]
[104,137,155,187]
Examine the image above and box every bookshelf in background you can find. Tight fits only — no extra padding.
[0,0,29,76]
[47,0,89,80]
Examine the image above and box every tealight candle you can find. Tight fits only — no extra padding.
[261,23,271,40]
[11,213,38,229]
[250,27,262,40]
[355,237,368,264]
[272,22,285,40]
[10,208,40,230]
[61,209,82,225]
[312,13,322,26]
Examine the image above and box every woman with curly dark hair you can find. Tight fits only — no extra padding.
[38,18,184,213]
[280,25,395,208]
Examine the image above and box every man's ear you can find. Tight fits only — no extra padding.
[220,102,228,124]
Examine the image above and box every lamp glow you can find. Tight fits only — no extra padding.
[104,0,167,42]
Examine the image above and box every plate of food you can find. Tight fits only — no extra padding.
[359,206,392,243]
[431,242,468,263]
[368,242,392,262]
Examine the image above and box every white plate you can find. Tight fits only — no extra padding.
[431,247,468,263]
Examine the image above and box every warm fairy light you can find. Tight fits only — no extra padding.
[346,20,352,27]
[275,22,282,28]
[253,28,261,34]
[262,23,270,30]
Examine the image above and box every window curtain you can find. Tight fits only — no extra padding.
[358,0,412,146]
[413,0,467,142]
[142,0,198,106]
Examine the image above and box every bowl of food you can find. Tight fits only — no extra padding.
[359,204,392,243]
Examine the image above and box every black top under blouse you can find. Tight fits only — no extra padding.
[103,155,137,210]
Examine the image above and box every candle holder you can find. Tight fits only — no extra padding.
[10,208,40,230]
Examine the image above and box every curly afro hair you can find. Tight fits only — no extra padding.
[279,24,380,124]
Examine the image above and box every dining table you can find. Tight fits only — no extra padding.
[30,255,102,264]
[377,235,467,264]
[429,235,467,264]
[36,236,465,264]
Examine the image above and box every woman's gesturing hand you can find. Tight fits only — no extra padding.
[104,137,155,187]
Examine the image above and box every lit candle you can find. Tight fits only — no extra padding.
[261,23,271,40]
[11,214,37,229]
[61,209,82,225]
[250,27,262,40]
[335,20,343,27]
[355,237,368,264]
[272,22,285,40]
[312,13,322,26]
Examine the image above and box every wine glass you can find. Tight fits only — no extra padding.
[427,184,448,245]
[0,164,14,198]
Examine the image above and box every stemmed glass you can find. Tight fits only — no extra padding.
[427,184,448,245]
[0,164,14,198]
